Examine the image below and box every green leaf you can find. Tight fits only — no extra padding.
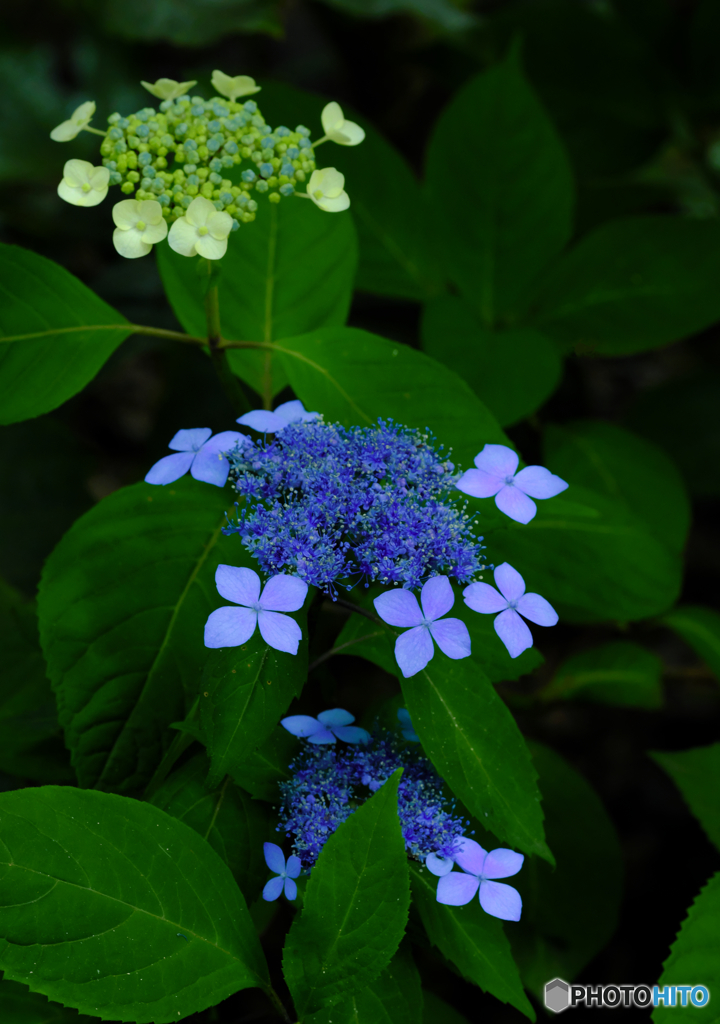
[0,245,131,424]
[660,606,720,681]
[0,579,73,781]
[544,420,690,553]
[508,743,623,994]
[315,0,473,31]
[653,871,720,1024]
[200,604,308,789]
[254,81,446,303]
[0,978,98,1023]
[150,752,274,898]
[425,47,573,324]
[542,641,663,708]
[37,477,236,793]
[410,862,534,1020]
[487,485,681,623]
[0,786,268,1022]
[102,0,281,44]
[305,943,424,1024]
[649,744,720,852]
[227,725,298,801]
[402,660,551,861]
[421,297,562,426]
[533,217,720,355]
[157,199,357,400]
[277,326,508,472]
[283,769,410,1017]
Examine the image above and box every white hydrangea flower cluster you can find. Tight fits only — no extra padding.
[50,74,360,261]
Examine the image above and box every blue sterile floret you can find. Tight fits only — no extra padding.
[224,418,486,594]
[277,729,468,868]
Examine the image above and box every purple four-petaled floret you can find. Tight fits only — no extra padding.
[204,565,307,655]
[145,427,247,487]
[463,562,557,659]
[237,399,320,435]
[435,837,524,921]
[374,575,471,678]
[456,443,568,524]
[281,708,370,745]
[262,842,301,901]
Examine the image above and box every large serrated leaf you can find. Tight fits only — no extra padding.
[150,752,275,899]
[0,786,269,1023]
[283,769,410,1017]
[410,862,534,1020]
[653,871,720,1024]
[0,245,131,424]
[425,47,574,324]
[37,477,238,793]
[650,744,720,852]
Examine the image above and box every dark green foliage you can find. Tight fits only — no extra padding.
[38,478,235,793]
[660,606,720,681]
[283,769,410,1016]
[0,245,131,424]
[157,201,357,399]
[0,787,268,1022]
[509,744,623,995]
[410,862,534,1020]
[150,752,275,899]
[653,872,720,1024]
[650,744,720,851]
[542,641,663,708]
[425,47,573,325]
[0,978,100,1023]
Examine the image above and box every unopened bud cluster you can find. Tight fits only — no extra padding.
[99,96,316,228]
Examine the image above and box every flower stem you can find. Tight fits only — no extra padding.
[308,630,386,673]
[332,597,384,624]
[264,985,293,1023]
[202,259,251,415]
[83,126,108,137]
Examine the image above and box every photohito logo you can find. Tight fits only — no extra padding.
[544,979,710,1012]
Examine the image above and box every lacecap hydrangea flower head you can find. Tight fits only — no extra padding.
[144,403,566,672]
[50,76,362,260]
[262,709,525,922]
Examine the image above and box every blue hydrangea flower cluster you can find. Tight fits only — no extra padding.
[277,728,468,868]
[224,419,486,594]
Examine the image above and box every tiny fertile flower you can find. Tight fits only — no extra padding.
[464,562,558,659]
[204,566,308,655]
[140,78,197,101]
[456,444,568,524]
[262,843,301,901]
[281,708,370,745]
[237,399,320,434]
[112,199,168,259]
[145,428,246,486]
[436,838,524,921]
[319,101,365,146]
[306,168,350,213]
[50,100,96,142]
[168,196,233,259]
[211,69,261,101]
[374,575,471,679]
[57,159,109,207]
[397,708,419,742]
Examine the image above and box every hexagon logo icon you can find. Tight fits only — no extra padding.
[545,978,570,1013]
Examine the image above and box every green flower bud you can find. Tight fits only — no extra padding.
[269,191,281,204]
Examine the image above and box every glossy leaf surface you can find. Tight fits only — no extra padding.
[0,786,268,1022]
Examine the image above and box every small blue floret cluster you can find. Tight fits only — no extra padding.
[275,719,468,870]
[224,417,485,594]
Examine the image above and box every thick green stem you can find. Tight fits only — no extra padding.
[202,260,251,415]
[264,984,293,1023]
